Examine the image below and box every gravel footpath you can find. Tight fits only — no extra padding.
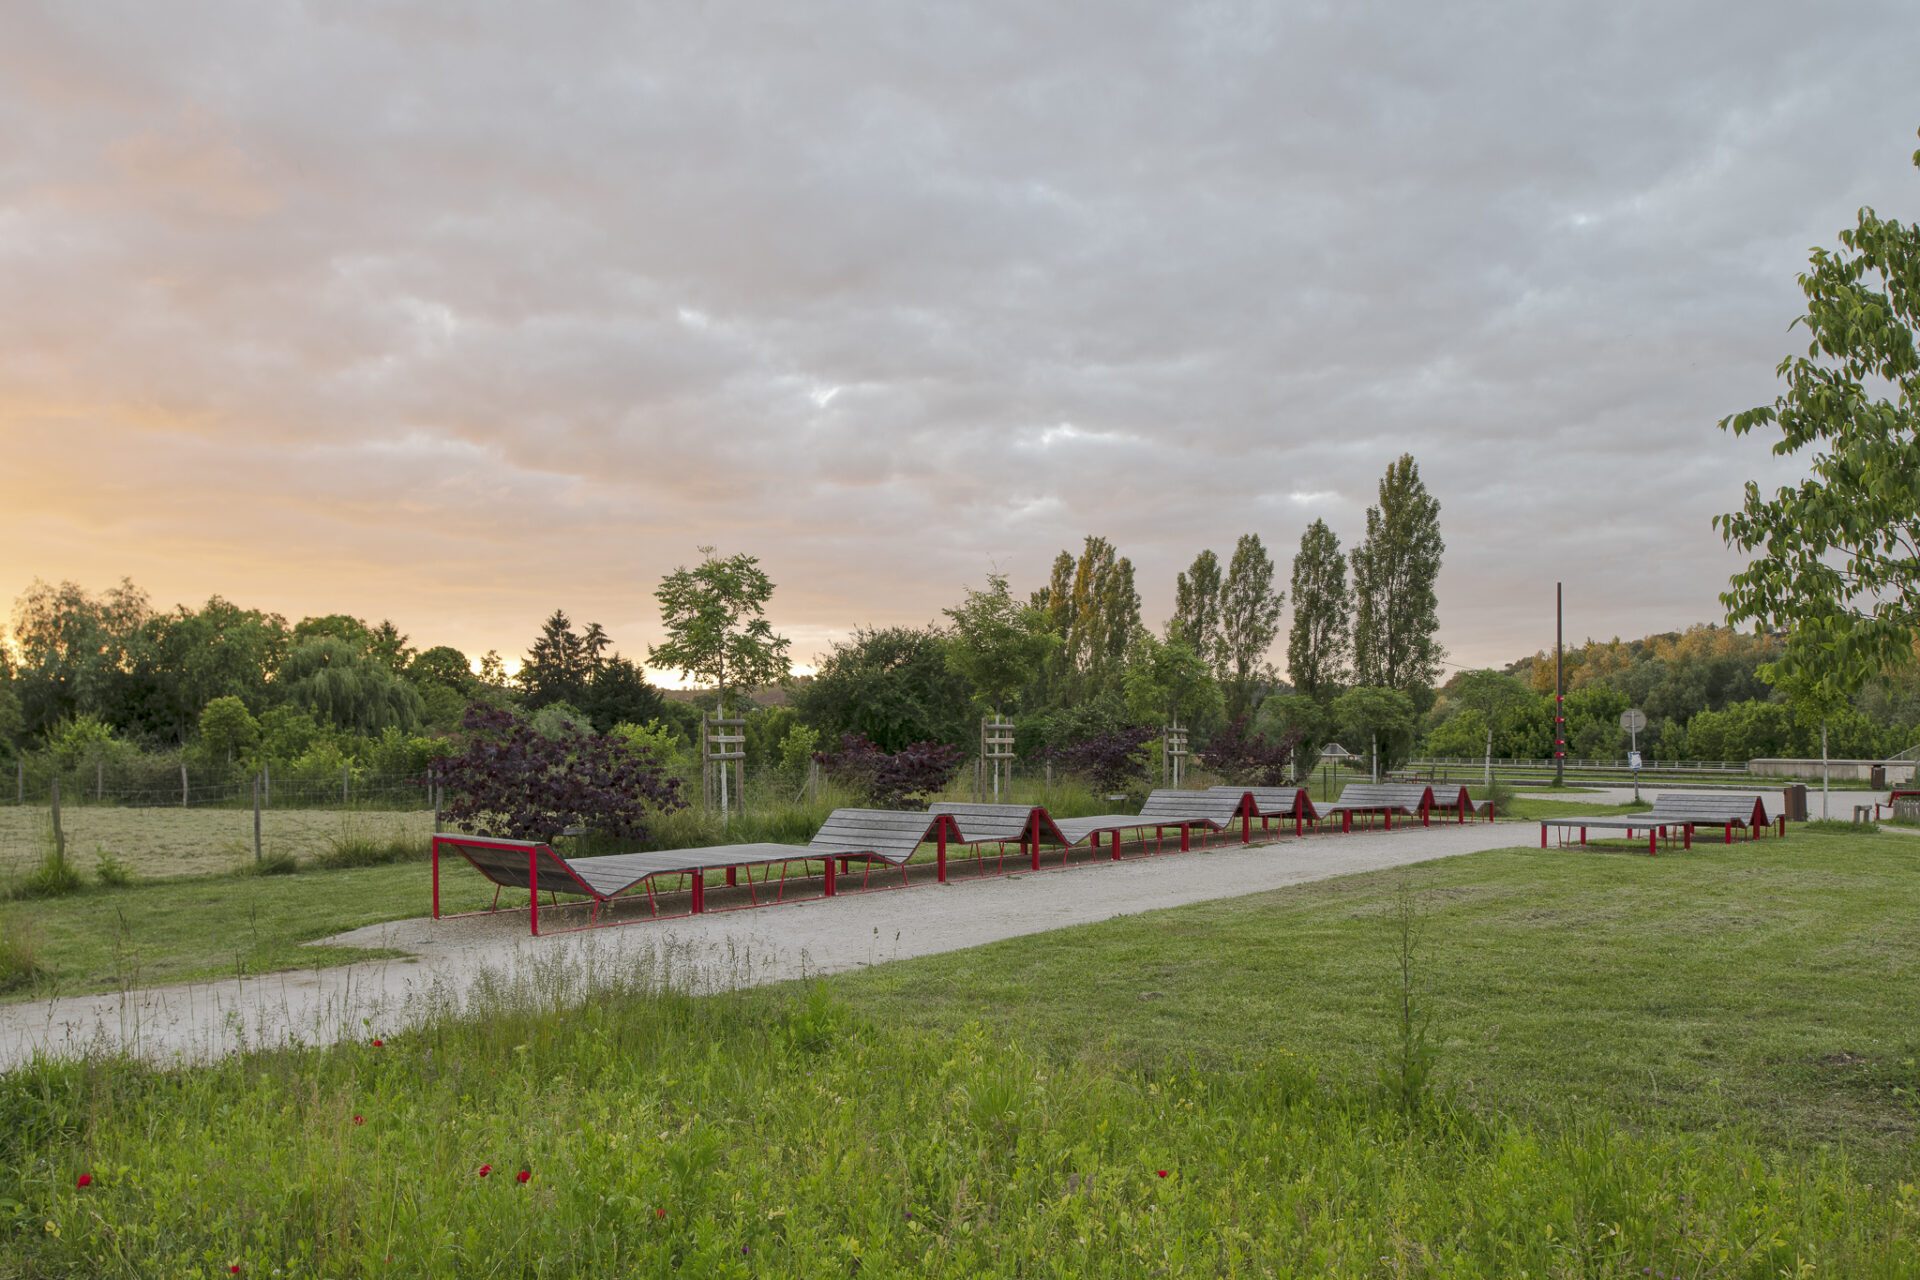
[0,823,1528,1071]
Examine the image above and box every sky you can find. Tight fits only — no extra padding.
[2,2,1917,685]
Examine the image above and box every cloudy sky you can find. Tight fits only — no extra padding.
[2,2,1916,682]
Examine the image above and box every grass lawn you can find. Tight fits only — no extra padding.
[3,828,1920,1275]
[0,806,435,882]
[0,862,498,1000]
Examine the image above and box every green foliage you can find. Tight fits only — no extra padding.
[1682,699,1797,762]
[1219,533,1283,720]
[518,609,608,709]
[793,625,974,750]
[247,851,300,877]
[0,912,40,992]
[528,701,592,739]
[45,714,123,772]
[0,679,21,758]
[279,637,425,735]
[1031,536,1142,704]
[1121,632,1221,729]
[1351,454,1445,699]
[19,832,83,900]
[1286,518,1351,697]
[256,706,326,762]
[1331,685,1417,773]
[1253,693,1330,767]
[777,723,821,776]
[197,695,259,765]
[647,547,792,711]
[8,577,151,737]
[943,572,1057,713]
[363,725,439,779]
[91,848,134,888]
[611,718,695,772]
[1166,548,1222,658]
[1717,135,1920,676]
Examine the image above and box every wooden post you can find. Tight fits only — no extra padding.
[15,757,22,805]
[95,757,103,801]
[342,765,350,805]
[180,761,189,808]
[50,776,65,862]
[252,772,263,866]
[430,766,441,830]
[263,760,271,806]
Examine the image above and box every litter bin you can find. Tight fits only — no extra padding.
[1781,784,1808,822]
[1871,764,1887,789]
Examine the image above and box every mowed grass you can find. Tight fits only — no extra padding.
[0,806,434,881]
[0,863,499,999]
[826,826,1920,1174]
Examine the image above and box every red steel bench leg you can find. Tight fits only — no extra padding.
[529,848,540,936]
[824,857,837,897]
[1648,829,1657,856]
[937,827,948,883]
[1242,811,1251,844]
[1112,830,1122,861]
[1029,815,1042,872]
[1386,811,1393,832]
[1539,823,1546,849]
[1179,825,1190,852]
[691,869,705,914]
[431,837,441,919]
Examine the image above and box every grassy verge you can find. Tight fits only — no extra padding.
[0,863,501,1000]
[3,830,1919,1272]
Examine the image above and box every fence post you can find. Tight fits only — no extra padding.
[95,758,103,801]
[430,767,441,831]
[180,761,189,808]
[342,765,350,805]
[263,760,271,806]
[50,776,65,862]
[252,771,263,866]
[15,757,21,805]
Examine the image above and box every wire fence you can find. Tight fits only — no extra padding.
[2,760,433,811]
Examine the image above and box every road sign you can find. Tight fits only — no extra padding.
[1628,750,1643,771]
[1620,709,1648,733]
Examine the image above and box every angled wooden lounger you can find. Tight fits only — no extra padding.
[926,803,1068,874]
[432,808,951,935]
[1048,789,1239,861]
[1319,783,1435,833]
[1633,792,1780,842]
[1431,784,1496,822]
[1211,784,1319,835]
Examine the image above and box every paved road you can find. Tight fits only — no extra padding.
[0,822,1530,1071]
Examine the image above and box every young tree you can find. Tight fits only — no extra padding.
[1219,534,1284,720]
[793,625,975,751]
[1331,685,1417,782]
[1448,669,1533,786]
[1351,455,1446,698]
[198,695,259,767]
[943,573,1057,713]
[1167,549,1223,659]
[1287,519,1351,698]
[1032,537,1140,703]
[1122,632,1223,730]
[648,548,793,812]
[1717,135,1920,677]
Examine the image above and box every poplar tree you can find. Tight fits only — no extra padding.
[1167,549,1223,661]
[1286,519,1350,698]
[1351,455,1445,697]
[1032,536,1141,703]
[1219,533,1284,719]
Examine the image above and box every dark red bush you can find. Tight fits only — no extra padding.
[1200,717,1301,786]
[815,733,963,807]
[1054,726,1155,793]
[438,705,684,841]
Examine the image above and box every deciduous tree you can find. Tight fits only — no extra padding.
[1219,534,1284,720]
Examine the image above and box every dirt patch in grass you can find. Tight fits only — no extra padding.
[0,806,433,881]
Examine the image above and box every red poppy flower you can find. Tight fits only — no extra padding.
[1156,1170,1169,1178]
[353,1115,365,1126]
[477,1164,492,1178]
[76,1173,93,1188]
[654,1207,666,1219]
[230,1267,241,1275]
[371,1039,384,1048]
[516,1169,531,1184]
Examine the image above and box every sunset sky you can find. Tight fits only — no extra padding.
[3,3,1917,684]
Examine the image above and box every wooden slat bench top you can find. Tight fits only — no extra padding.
[928,803,1063,845]
[1139,788,1246,823]
[1638,793,1769,825]
[1212,785,1317,819]
[1322,783,1434,814]
[807,808,947,862]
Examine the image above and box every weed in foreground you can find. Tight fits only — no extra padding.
[0,911,42,992]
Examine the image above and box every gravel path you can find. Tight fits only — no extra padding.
[0,822,1528,1071]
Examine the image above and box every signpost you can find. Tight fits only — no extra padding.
[1620,708,1647,802]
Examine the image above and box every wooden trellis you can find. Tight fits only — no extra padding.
[978,714,1016,803]
[1163,721,1190,788]
[704,713,747,817]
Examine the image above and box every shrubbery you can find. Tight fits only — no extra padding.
[438,706,685,841]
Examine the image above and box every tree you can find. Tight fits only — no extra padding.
[648,548,792,814]
[1053,726,1156,794]
[1031,537,1141,703]
[1717,135,1920,677]
[944,573,1057,714]
[579,655,667,733]
[1255,693,1331,773]
[1121,632,1223,730]
[1201,717,1301,787]
[1287,519,1351,698]
[1449,670,1533,785]
[1766,618,1874,819]
[521,610,598,709]
[1167,549,1223,659]
[1331,685,1417,782]
[9,578,149,737]
[198,696,259,767]
[1219,534,1284,720]
[279,637,425,735]
[793,626,975,751]
[1351,455,1445,699]
[813,733,965,808]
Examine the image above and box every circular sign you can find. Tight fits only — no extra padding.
[1620,709,1648,732]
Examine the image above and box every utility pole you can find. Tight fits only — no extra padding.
[1553,582,1566,787]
